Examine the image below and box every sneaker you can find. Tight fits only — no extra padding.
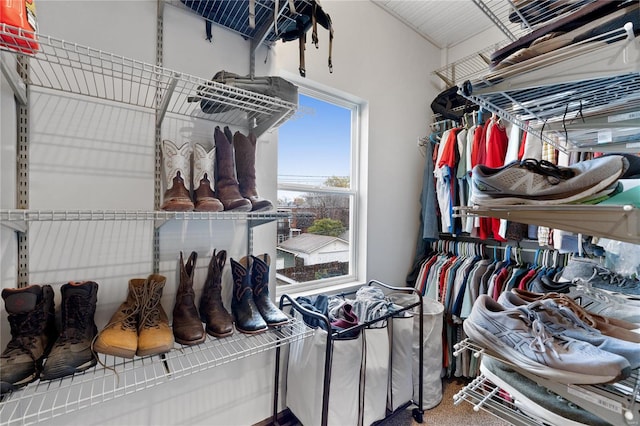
[470,155,628,205]
[511,288,640,343]
[498,292,640,370]
[480,357,611,426]
[559,257,640,296]
[463,295,630,384]
[41,281,99,380]
[0,285,57,393]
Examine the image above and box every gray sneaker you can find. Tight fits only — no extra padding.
[470,155,628,205]
[559,257,640,296]
[463,295,630,384]
[498,291,640,370]
[565,285,640,324]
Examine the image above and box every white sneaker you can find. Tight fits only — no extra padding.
[463,295,631,384]
[470,155,628,205]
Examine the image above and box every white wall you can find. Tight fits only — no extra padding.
[0,1,441,424]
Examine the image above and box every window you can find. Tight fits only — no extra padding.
[276,87,361,293]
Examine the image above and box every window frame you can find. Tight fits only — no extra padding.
[275,83,363,295]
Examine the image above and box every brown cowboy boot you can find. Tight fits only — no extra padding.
[172,252,206,345]
[93,279,145,359]
[137,274,174,357]
[199,249,234,338]
[234,131,273,212]
[214,126,252,212]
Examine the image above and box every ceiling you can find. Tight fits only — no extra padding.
[372,0,526,49]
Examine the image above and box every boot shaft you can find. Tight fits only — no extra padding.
[58,281,98,337]
[177,251,197,305]
[2,285,55,341]
[162,140,192,191]
[250,254,270,298]
[233,131,258,198]
[230,256,252,305]
[201,249,226,304]
[214,126,252,211]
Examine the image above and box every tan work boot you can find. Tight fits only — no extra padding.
[93,279,145,359]
[137,274,174,357]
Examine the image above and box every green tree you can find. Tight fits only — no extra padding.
[307,218,345,237]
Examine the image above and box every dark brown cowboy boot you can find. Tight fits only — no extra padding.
[199,249,234,338]
[251,254,288,326]
[230,256,267,334]
[234,131,273,212]
[172,252,206,346]
[214,126,252,212]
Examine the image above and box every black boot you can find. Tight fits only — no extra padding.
[41,281,99,381]
[230,257,267,334]
[251,254,288,326]
[0,285,56,393]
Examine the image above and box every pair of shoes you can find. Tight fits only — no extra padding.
[470,155,628,205]
[161,126,272,212]
[497,291,640,370]
[529,274,640,324]
[93,275,174,358]
[0,281,98,392]
[558,257,640,296]
[172,250,235,343]
[230,254,289,334]
[463,294,631,384]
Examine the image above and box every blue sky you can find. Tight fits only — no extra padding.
[278,94,351,186]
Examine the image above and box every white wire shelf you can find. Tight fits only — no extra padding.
[460,25,639,152]
[0,24,297,138]
[0,209,290,232]
[0,317,312,426]
[455,204,640,245]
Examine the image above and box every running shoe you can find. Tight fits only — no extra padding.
[559,257,640,296]
[498,292,640,369]
[463,295,630,384]
[470,155,628,205]
[480,357,611,426]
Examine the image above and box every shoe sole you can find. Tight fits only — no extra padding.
[161,199,194,211]
[40,358,97,381]
[205,328,234,338]
[93,342,136,359]
[463,320,628,384]
[471,171,622,206]
[479,359,592,426]
[136,344,174,358]
[174,335,207,346]
[235,325,268,335]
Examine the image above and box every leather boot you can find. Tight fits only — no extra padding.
[214,126,252,212]
[93,279,146,359]
[234,131,273,212]
[161,140,194,211]
[230,257,267,334]
[172,252,206,345]
[251,254,288,326]
[199,249,234,338]
[137,274,174,357]
[193,143,224,212]
[0,285,56,393]
[41,281,99,380]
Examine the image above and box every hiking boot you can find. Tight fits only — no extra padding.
[559,257,640,296]
[199,249,234,338]
[230,257,267,334]
[93,279,145,359]
[464,295,630,384]
[172,252,206,345]
[41,281,99,380]
[470,155,628,205]
[0,285,56,393]
[234,132,273,212]
[250,254,288,326]
[137,274,174,357]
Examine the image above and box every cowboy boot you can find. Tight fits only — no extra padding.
[251,254,288,326]
[193,143,224,212]
[41,281,99,380]
[137,274,174,357]
[161,140,194,211]
[234,131,273,212]
[0,285,56,393]
[93,279,146,359]
[199,249,234,338]
[172,252,206,345]
[214,127,252,212]
[230,256,267,334]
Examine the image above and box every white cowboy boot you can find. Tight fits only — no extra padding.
[193,143,224,212]
[161,140,194,211]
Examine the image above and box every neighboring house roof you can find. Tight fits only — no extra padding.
[278,233,347,254]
